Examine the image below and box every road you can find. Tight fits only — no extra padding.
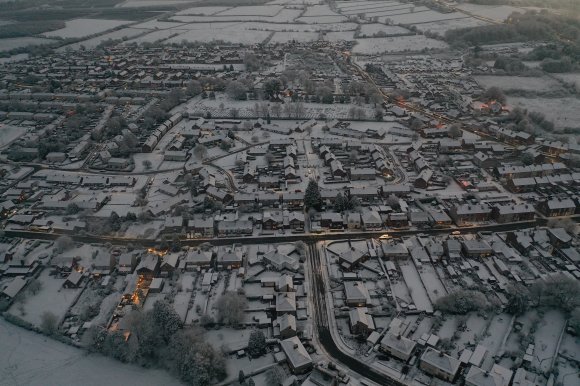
[306,242,407,386]
[3,219,541,247]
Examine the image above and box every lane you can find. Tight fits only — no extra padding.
[307,242,406,386]
[2,219,542,247]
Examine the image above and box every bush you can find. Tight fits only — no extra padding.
[247,330,267,357]
[435,290,489,315]
[40,311,58,335]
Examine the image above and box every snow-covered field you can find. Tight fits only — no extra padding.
[379,10,466,25]
[7,269,82,328]
[455,3,525,22]
[508,96,580,131]
[118,0,193,7]
[175,6,231,15]
[166,28,271,45]
[0,319,181,386]
[359,23,410,37]
[216,4,284,16]
[552,73,580,90]
[171,8,302,23]
[126,28,187,44]
[302,4,342,17]
[352,35,448,54]
[296,15,347,23]
[131,20,186,29]
[0,37,57,52]
[411,17,489,36]
[474,75,564,93]
[43,19,131,39]
[0,125,28,148]
[269,31,319,44]
[60,27,148,50]
[323,31,355,42]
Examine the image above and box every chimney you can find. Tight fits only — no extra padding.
[294,343,299,349]
[438,351,444,357]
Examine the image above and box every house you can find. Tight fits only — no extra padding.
[188,217,214,237]
[449,204,492,226]
[263,210,284,230]
[263,249,300,271]
[277,275,295,292]
[274,313,297,339]
[388,213,409,228]
[492,204,535,223]
[280,336,313,374]
[136,254,159,278]
[91,252,116,276]
[349,307,375,336]
[1,277,28,301]
[380,332,417,362]
[420,348,461,382]
[163,216,183,234]
[164,151,188,162]
[346,212,362,230]
[184,249,213,269]
[287,211,305,231]
[320,213,343,229]
[462,240,493,258]
[149,278,164,293]
[160,253,179,277]
[350,168,375,181]
[429,210,452,227]
[473,152,499,169]
[276,292,297,315]
[217,247,243,269]
[361,210,382,230]
[338,247,369,270]
[108,157,129,170]
[409,211,430,227]
[63,270,83,288]
[414,169,433,189]
[465,365,512,386]
[344,281,370,307]
[118,252,138,275]
[217,220,253,237]
[536,198,576,217]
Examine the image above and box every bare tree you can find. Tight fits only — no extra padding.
[193,145,208,160]
[55,236,74,253]
[215,292,248,327]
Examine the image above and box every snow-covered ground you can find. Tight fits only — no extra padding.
[0,125,28,148]
[0,318,181,386]
[43,19,132,39]
[0,37,57,52]
[508,96,580,131]
[474,75,564,93]
[352,35,448,54]
[7,269,82,328]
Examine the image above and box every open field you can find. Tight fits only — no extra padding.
[0,37,57,52]
[411,17,489,35]
[359,23,410,37]
[0,319,181,386]
[352,35,448,54]
[474,75,564,93]
[508,96,580,131]
[43,19,132,39]
[455,3,525,22]
[118,0,196,7]
[0,125,28,148]
[269,31,319,43]
[60,27,149,50]
[7,270,82,328]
